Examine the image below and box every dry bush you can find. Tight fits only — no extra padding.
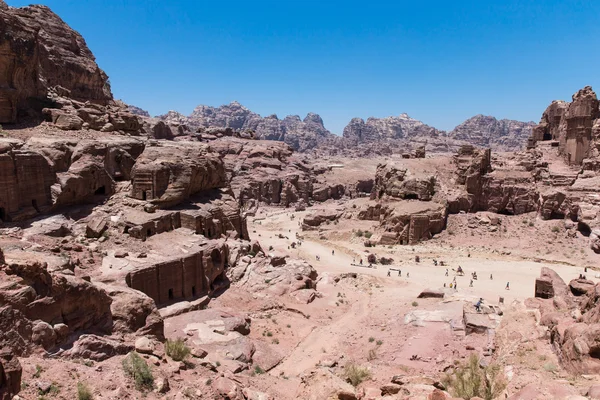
[77,382,93,400]
[343,362,371,387]
[442,354,507,400]
[166,338,191,361]
[122,352,154,391]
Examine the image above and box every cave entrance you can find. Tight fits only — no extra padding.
[543,132,552,141]
[578,222,591,237]
[403,193,419,200]
[211,249,222,267]
[146,229,153,237]
[142,191,147,201]
[95,186,106,195]
[549,211,565,220]
[497,209,514,216]
[31,199,39,212]
[590,346,600,360]
[168,288,174,300]
[0,207,5,222]
[192,286,196,297]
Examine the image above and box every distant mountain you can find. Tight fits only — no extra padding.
[157,102,533,153]
[158,101,337,152]
[448,115,535,151]
[342,113,443,143]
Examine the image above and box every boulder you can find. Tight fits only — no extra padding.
[86,217,108,238]
[418,289,445,299]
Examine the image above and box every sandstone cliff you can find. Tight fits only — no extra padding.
[159,102,337,152]
[449,115,535,151]
[0,1,112,123]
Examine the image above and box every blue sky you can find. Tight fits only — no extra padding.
[8,0,600,134]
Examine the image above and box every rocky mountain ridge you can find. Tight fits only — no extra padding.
[157,102,535,153]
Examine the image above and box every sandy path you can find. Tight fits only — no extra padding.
[253,209,596,305]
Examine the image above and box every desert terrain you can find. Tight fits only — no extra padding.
[1,2,600,400]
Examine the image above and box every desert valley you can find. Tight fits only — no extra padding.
[0,2,599,400]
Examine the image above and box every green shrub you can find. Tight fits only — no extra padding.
[165,338,191,361]
[551,226,561,233]
[376,340,383,346]
[543,362,557,372]
[122,352,154,391]
[442,354,507,400]
[343,362,371,387]
[412,301,419,307]
[33,364,43,378]
[364,231,373,239]
[355,230,364,237]
[368,337,375,343]
[77,382,93,400]
[254,365,265,375]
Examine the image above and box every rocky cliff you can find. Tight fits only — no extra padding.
[159,102,337,152]
[161,101,534,153]
[448,115,535,152]
[342,113,443,143]
[0,1,112,123]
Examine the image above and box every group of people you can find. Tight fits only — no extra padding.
[386,269,409,278]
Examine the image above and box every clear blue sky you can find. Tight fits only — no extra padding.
[8,0,600,133]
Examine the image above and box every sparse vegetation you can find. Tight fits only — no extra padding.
[254,365,265,375]
[551,226,561,233]
[215,361,221,367]
[376,340,383,346]
[272,338,279,344]
[364,231,373,239]
[368,337,375,343]
[33,364,43,378]
[343,362,372,387]
[442,354,507,400]
[367,348,377,361]
[412,301,419,307]
[355,230,364,237]
[205,378,212,386]
[165,338,191,361]
[122,352,154,391]
[77,382,94,400]
[543,362,557,372]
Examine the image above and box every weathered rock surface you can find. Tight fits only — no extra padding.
[528,268,600,374]
[449,115,535,152]
[130,142,227,208]
[0,3,111,123]
[0,260,112,355]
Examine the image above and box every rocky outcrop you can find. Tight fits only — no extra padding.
[528,268,600,374]
[449,115,535,152]
[371,164,437,201]
[228,252,318,299]
[343,113,443,143]
[0,260,112,355]
[130,142,227,208]
[529,86,600,165]
[0,3,111,123]
[358,201,446,245]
